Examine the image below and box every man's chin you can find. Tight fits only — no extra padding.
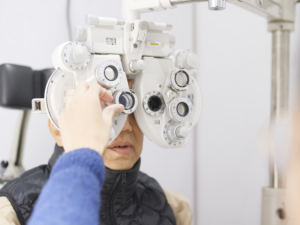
[103,148,136,170]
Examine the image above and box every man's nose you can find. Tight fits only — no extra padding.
[121,116,133,132]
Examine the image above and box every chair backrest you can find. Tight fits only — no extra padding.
[0,64,54,110]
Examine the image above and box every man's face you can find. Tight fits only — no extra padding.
[103,79,144,170]
[104,112,143,170]
[48,79,144,170]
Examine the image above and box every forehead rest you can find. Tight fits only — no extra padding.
[0,64,54,110]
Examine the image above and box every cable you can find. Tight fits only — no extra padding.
[66,0,72,41]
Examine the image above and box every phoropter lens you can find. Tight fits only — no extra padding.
[168,97,193,122]
[177,102,189,117]
[175,71,189,87]
[96,60,123,88]
[104,66,118,81]
[119,93,134,110]
[113,88,138,114]
[148,96,162,112]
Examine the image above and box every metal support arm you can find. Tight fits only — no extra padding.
[170,0,206,5]
[122,0,296,28]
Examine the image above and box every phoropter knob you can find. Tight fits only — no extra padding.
[71,46,89,64]
[73,26,87,42]
[129,59,146,73]
[184,53,200,69]
[62,42,90,70]
[175,49,200,70]
[168,125,189,141]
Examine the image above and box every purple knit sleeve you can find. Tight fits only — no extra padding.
[28,148,105,225]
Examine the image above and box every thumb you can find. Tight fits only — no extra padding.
[102,104,124,122]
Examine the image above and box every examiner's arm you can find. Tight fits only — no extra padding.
[28,82,124,225]
[28,148,105,225]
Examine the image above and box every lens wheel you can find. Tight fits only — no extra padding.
[143,91,165,116]
[163,120,184,146]
[113,88,138,114]
[168,97,193,122]
[170,69,191,91]
[96,60,123,88]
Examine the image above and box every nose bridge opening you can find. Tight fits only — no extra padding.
[122,115,133,132]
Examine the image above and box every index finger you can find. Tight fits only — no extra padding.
[87,84,113,103]
[74,81,89,97]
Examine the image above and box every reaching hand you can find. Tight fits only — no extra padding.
[58,81,124,155]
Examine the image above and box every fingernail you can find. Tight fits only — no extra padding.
[116,105,124,114]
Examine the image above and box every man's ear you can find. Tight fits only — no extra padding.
[48,119,63,147]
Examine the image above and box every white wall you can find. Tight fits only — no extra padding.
[195,3,270,224]
[195,2,300,225]
[0,1,299,225]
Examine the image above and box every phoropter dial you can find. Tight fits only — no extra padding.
[143,91,165,116]
[170,69,190,91]
[62,42,91,70]
[175,49,200,70]
[113,88,138,114]
[163,120,187,146]
[96,60,124,88]
[129,59,146,73]
[168,97,194,122]
[167,125,189,141]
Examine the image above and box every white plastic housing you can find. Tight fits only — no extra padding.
[133,57,202,148]
[74,24,174,76]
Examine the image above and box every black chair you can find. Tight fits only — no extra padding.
[0,64,54,184]
[0,64,54,109]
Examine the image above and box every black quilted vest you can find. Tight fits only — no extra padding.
[0,145,176,225]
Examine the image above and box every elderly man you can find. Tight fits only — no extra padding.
[0,80,192,225]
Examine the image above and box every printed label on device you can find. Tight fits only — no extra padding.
[147,41,162,48]
[106,38,117,45]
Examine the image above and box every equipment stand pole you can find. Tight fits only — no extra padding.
[261,28,290,225]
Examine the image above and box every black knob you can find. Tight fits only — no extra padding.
[1,161,9,169]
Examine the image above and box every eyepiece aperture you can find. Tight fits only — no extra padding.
[113,88,138,114]
[119,92,135,110]
[104,66,118,81]
[176,102,189,117]
[168,97,193,122]
[96,60,123,88]
[148,96,162,112]
[175,71,189,88]
[143,91,165,116]
[170,69,191,91]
